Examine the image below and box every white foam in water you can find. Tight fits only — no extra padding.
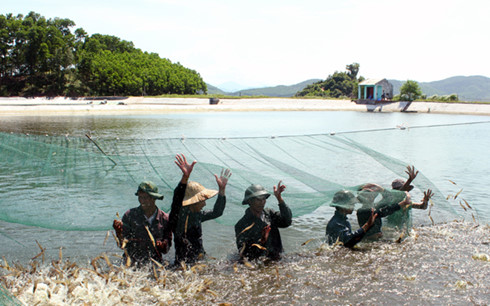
[1,222,488,305]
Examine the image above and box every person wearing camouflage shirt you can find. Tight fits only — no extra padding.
[113,154,195,266]
[235,181,292,261]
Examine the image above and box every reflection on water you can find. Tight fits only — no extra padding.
[1,111,489,139]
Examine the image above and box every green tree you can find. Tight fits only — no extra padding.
[346,62,360,79]
[1,11,207,97]
[0,12,77,96]
[295,63,361,99]
[399,80,422,102]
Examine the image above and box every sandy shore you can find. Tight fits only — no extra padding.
[0,97,489,116]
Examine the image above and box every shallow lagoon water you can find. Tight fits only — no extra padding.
[0,111,489,305]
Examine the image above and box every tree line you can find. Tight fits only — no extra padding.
[0,12,207,97]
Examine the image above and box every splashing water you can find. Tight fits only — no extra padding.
[1,222,488,305]
[1,113,489,304]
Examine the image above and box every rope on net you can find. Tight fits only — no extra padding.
[2,120,488,233]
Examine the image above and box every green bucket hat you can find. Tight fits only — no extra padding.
[329,190,358,209]
[242,184,271,205]
[135,181,164,200]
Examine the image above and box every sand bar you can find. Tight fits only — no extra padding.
[0,97,489,116]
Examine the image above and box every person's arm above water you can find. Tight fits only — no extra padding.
[158,213,171,254]
[327,215,364,247]
[169,153,196,231]
[328,208,378,247]
[411,189,433,210]
[375,192,412,217]
[120,209,135,246]
[400,165,418,191]
[345,209,378,247]
[271,180,292,227]
[202,168,231,221]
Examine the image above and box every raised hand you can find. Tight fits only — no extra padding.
[112,220,124,248]
[405,165,419,182]
[363,208,378,231]
[175,153,196,182]
[273,180,286,202]
[421,189,433,209]
[215,168,232,195]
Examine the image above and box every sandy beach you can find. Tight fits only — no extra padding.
[0,97,489,116]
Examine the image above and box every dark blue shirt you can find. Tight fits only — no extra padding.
[326,210,365,248]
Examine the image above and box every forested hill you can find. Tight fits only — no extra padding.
[389,76,490,102]
[0,12,206,97]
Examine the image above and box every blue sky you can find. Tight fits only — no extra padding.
[3,0,489,90]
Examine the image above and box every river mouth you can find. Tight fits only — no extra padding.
[2,221,488,305]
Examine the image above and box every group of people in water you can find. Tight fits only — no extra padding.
[113,154,433,266]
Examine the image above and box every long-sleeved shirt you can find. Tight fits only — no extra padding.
[326,210,366,248]
[235,201,292,260]
[173,194,226,264]
[122,206,171,264]
[356,191,404,237]
[121,182,186,265]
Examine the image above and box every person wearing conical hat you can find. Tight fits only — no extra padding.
[234,181,292,261]
[113,153,196,266]
[173,168,232,264]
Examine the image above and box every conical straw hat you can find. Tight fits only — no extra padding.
[182,181,218,206]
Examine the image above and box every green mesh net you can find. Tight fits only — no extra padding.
[0,283,22,306]
[0,131,454,235]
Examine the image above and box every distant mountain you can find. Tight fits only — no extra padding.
[206,83,227,95]
[233,79,322,97]
[208,76,490,101]
[389,76,490,102]
[207,79,321,97]
[216,81,247,92]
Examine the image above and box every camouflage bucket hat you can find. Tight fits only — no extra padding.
[182,181,218,206]
[135,181,164,200]
[329,190,358,208]
[242,184,271,205]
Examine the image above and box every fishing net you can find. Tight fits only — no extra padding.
[0,131,456,235]
[0,283,22,306]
